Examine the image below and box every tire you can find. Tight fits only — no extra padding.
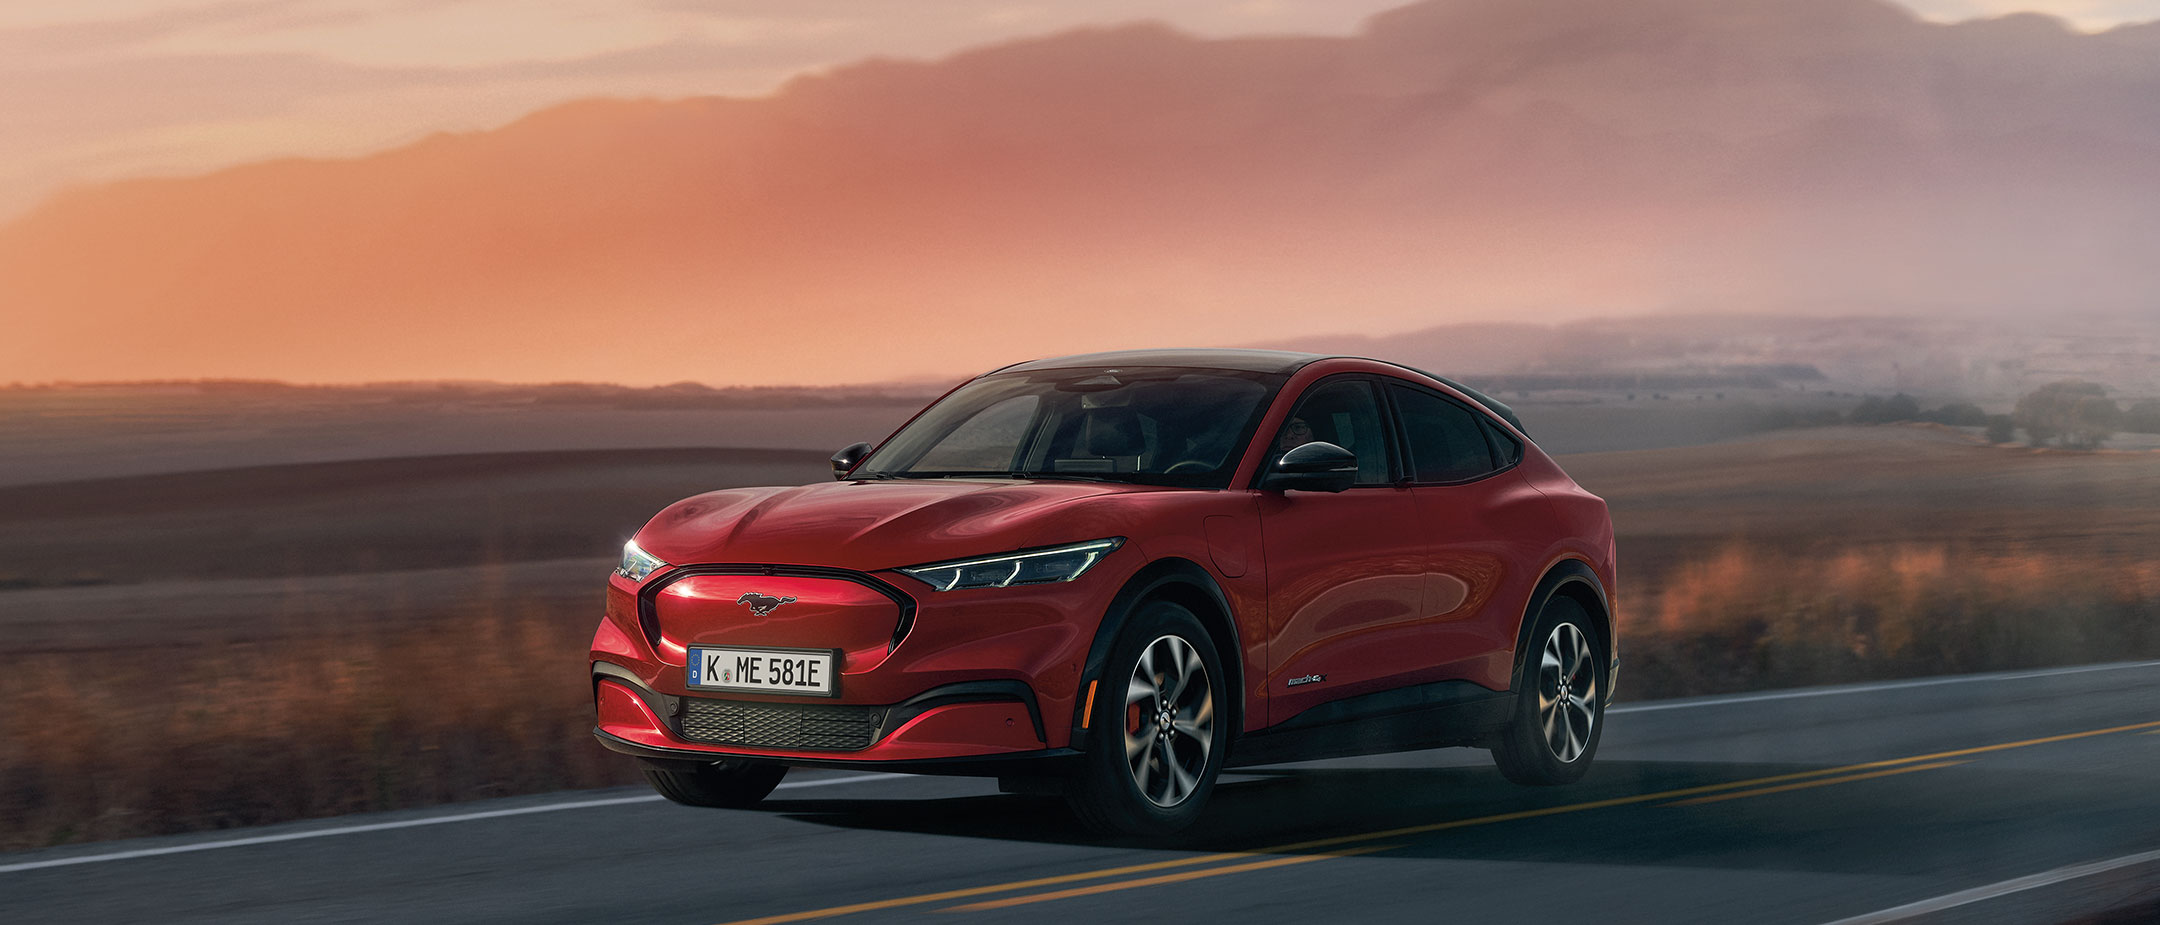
[1066,600,1228,836]
[1491,596,1606,786]
[643,759,788,808]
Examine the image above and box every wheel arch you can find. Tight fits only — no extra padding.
[1071,557,1244,749]
[1509,558,1614,692]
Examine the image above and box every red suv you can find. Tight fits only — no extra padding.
[591,350,1615,834]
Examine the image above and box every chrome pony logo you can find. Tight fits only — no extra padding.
[736,592,798,616]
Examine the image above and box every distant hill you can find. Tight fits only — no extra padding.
[5,0,2158,386]
[1268,313,2160,399]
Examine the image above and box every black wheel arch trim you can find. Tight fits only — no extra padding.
[1509,558,1613,692]
[1071,557,1244,749]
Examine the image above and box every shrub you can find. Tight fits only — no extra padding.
[2014,380,2119,449]
[1984,414,2016,444]
[1922,402,1988,427]
[1850,393,1921,424]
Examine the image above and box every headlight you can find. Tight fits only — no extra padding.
[617,540,667,583]
[898,538,1124,592]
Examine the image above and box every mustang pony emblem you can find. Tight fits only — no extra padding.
[736,592,798,616]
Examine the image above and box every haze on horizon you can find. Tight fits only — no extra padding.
[4,0,2159,387]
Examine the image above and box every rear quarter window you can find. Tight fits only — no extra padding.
[1481,417,1524,467]
[1390,383,1501,482]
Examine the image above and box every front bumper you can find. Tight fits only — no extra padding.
[589,558,1123,766]
[591,667,1080,775]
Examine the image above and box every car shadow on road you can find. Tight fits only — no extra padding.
[760,757,2099,879]
[763,759,1778,851]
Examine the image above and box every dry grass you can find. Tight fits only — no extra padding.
[4,426,2156,849]
[0,599,635,850]
[7,542,2155,850]
[1624,542,2160,697]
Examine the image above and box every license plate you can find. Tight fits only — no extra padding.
[685,646,838,696]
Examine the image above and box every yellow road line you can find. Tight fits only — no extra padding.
[1830,719,2160,768]
[714,717,2160,925]
[1255,722,2160,857]
[943,755,1966,915]
[1664,761,1968,807]
[941,845,1399,912]
[711,852,1251,925]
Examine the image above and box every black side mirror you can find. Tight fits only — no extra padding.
[1261,441,1359,493]
[831,442,874,480]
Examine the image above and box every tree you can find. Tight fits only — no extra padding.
[2067,395,2123,449]
[2014,380,2120,449]
[1851,392,1921,424]
[1923,402,1987,427]
[1888,393,1921,421]
[2126,399,2160,435]
[1984,414,2016,444]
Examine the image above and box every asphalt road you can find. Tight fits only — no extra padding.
[8,662,2160,925]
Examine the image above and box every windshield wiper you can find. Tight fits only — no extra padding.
[870,471,1023,480]
[1009,471,1126,483]
[862,471,1136,483]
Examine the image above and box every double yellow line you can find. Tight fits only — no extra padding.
[718,718,2160,924]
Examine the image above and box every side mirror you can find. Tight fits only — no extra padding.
[1261,441,1359,493]
[831,442,874,480]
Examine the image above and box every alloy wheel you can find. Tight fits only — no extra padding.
[1537,622,1599,763]
[1123,633,1215,807]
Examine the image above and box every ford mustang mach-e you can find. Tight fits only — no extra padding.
[591,349,1616,834]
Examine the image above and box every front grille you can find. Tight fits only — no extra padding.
[678,698,884,751]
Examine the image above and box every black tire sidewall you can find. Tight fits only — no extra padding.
[1497,597,1606,785]
[1069,600,1228,835]
[645,759,788,808]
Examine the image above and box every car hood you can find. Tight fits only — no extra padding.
[632,478,1164,573]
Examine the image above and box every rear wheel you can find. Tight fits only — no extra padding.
[643,759,788,808]
[1491,596,1605,785]
[1067,601,1227,836]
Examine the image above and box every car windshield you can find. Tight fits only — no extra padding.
[855,366,1285,487]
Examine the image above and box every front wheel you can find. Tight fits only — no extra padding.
[1490,597,1606,785]
[1066,600,1227,836]
[643,759,788,808]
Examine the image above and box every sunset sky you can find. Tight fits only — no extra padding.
[5,0,2160,220]
[5,0,2158,388]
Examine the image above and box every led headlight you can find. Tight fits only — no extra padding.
[898,538,1124,592]
[617,540,667,583]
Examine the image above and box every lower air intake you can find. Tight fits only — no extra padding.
[678,698,883,751]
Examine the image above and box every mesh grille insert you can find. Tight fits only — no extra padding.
[678,698,884,751]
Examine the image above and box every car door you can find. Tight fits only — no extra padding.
[1387,380,1551,692]
[1257,376,1432,724]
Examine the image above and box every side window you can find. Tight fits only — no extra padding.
[1272,379,1393,485]
[913,394,1039,471]
[1390,384,1499,482]
[1480,417,1524,467]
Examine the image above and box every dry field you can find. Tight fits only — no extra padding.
[3,425,2156,848]
[1566,426,2160,695]
[0,447,834,847]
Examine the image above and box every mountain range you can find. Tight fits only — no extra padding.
[4,0,2157,386]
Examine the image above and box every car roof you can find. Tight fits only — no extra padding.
[991,348,1529,436]
[995,348,1325,375]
